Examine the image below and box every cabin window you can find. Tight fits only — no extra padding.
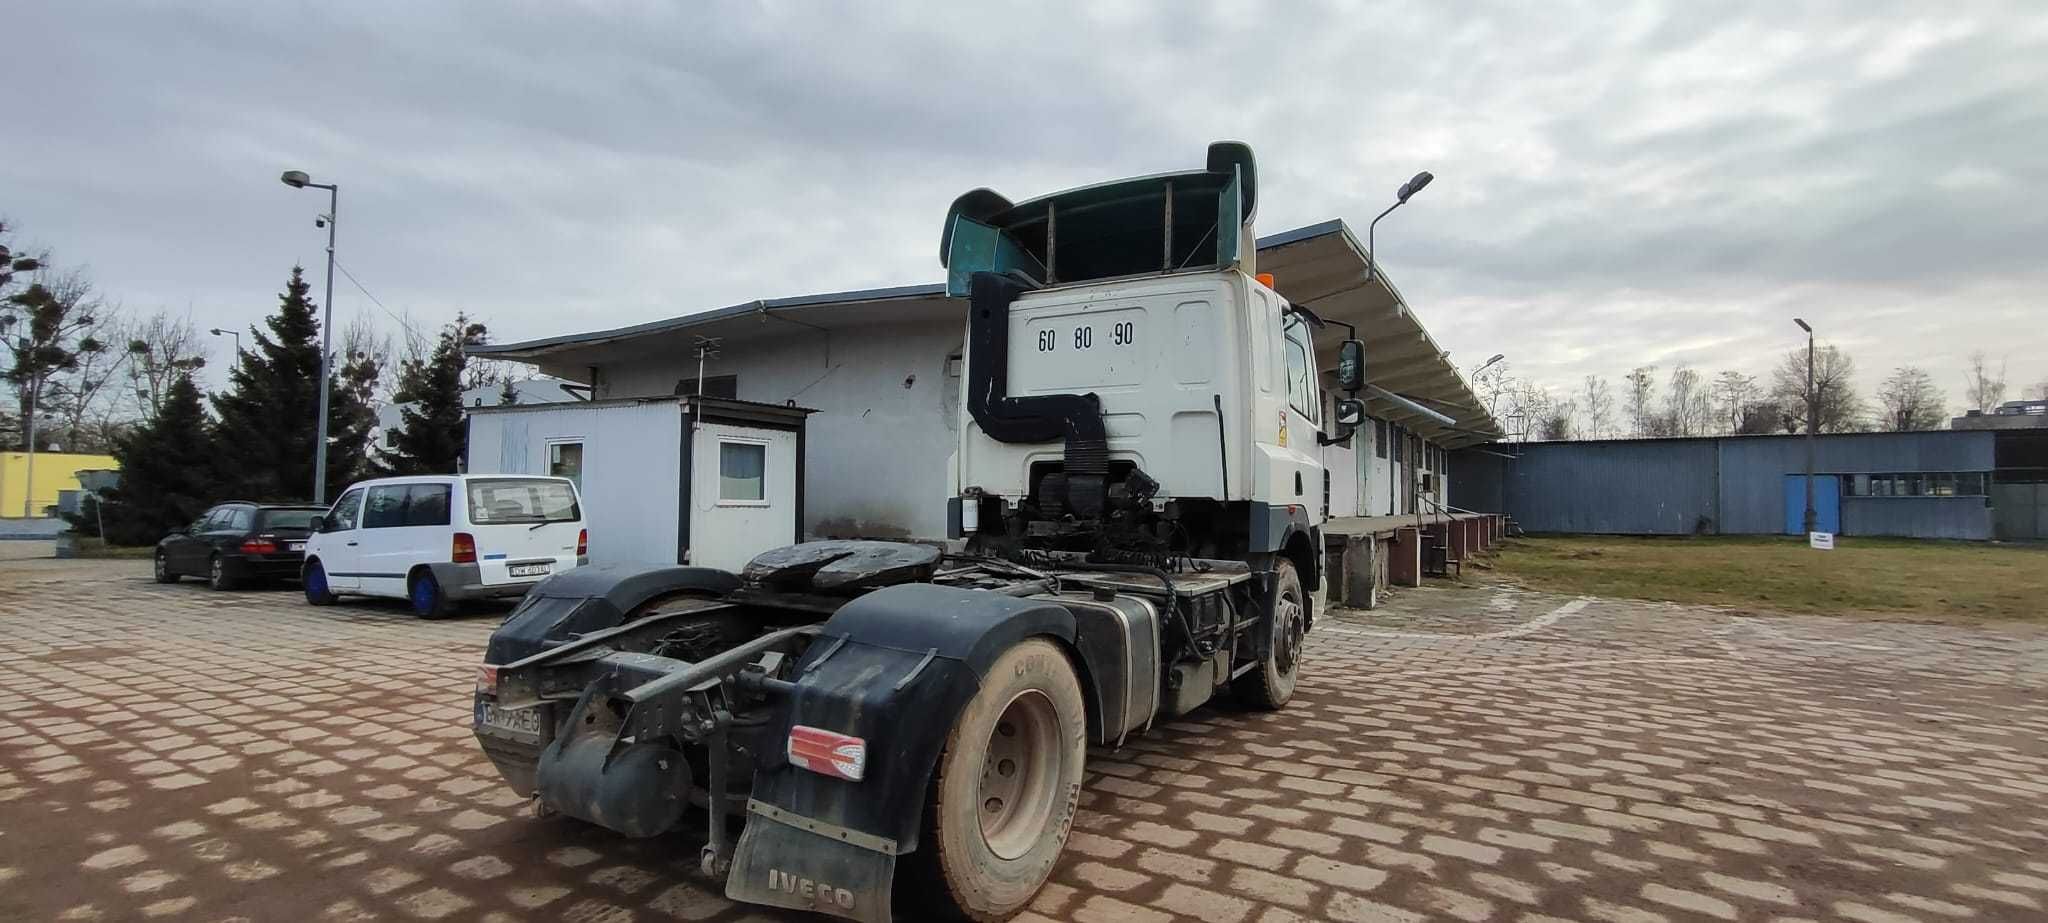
[719,441,767,503]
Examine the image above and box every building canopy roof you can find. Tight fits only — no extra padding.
[474,219,1503,448]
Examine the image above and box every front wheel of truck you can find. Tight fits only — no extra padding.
[1233,558,1304,710]
[906,638,1086,922]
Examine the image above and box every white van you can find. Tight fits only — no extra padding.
[302,474,587,618]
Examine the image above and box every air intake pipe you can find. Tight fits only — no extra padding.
[966,271,1110,517]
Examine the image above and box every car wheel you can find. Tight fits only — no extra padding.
[153,551,179,584]
[303,560,338,606]
[208,554,239,591]
[410,570,454,620]
[904,638,1086,921]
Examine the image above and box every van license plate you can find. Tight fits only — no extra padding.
[475,699,544,740]
[509,562,552,578]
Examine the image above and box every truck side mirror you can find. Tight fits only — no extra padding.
[1336,339,1365,393]
[1320,398,1367,445]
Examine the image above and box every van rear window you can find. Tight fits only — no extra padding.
[467,479,580,525]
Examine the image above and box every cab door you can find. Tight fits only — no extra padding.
[1278,316,1326,526]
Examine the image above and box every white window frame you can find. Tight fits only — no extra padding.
[715,437,771,507]
[546,438,585,488]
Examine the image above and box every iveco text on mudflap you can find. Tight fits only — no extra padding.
[471,142,1377,921]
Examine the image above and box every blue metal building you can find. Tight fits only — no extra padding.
[1451,430,2016,540]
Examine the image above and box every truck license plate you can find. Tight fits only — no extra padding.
[475,699,544,740]
[509,562,552,578]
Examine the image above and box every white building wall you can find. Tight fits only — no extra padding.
[590,317,1397,540]
[466,400,683,566]
[600,319,965,541]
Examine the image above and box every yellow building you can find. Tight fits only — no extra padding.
[0,452,120,518]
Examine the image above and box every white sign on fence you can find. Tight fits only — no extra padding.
[1808,531,1835,550]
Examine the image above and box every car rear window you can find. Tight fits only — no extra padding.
[258,509,326,530]
[467,479,580,525]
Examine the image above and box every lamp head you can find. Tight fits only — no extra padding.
[1397,171,1435,203]
[1793,317,1812,333]
[280,170,311,188]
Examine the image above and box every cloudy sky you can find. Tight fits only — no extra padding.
[8,1,2046,416]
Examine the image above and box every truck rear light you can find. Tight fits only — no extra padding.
[240,538,279,554]
[788,725,866,782]
[474,665,499,694]
[452,532,477,564]
[577,529,587,557]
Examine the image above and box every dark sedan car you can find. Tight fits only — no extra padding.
[154,502,329,590]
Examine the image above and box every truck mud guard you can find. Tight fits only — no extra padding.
[483,562,740,663]
[726,583,1078,922]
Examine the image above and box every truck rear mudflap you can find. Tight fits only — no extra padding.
[726,804,896,922]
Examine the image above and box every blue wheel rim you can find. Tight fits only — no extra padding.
[306,565,327,599]
[412,577,436,613]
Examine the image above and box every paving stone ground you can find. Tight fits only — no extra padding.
[3,548,2047,922]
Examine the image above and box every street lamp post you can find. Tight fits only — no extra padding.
[209,327,241,356]
[280,170,339,504]
[1794,317,1816,535]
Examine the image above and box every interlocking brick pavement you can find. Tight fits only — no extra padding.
[2,550,2047,922]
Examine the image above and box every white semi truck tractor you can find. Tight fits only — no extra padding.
[469,142,1371,922]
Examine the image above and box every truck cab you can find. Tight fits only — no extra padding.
[945,142,1366,587]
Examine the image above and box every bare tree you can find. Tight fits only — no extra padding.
[1663,366,1714,436]
[1536,397,1577,441]
[1875,366,1947,431]
[1472,360,1516,421]
[1963,351,2008,413]
[43,289,131,452]
[125,310,208,421]
[1770,344,1865,433]
[1736,399,1795,435]
[1713,371,1759,434]
[1578,375,1614,439]
[1503,381,1558,442]
[2,265,121,450]
[1624,366,1657,437]
[339,314,397,402]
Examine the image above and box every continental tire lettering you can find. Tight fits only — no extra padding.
[765,869,857,910]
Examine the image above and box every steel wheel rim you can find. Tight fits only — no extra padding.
[211,558,223,584]
[155,554,167,579]
[978,689,1062,860]
[1274,592,1304,673]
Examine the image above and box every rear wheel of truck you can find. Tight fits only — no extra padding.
[907,638,1086,922]
[1233,559,1304,709]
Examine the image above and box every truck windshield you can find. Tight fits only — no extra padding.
[467,479,581,525]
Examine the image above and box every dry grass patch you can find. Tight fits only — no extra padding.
[1491,535,2046,621]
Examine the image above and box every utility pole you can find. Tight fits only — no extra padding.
[1794,317,1817,535]
[280,170,340,503]
[21,365,38,517]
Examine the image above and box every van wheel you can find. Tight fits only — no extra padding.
[1234,559,1304,709]
[153,551,179,584]
[303,561,338,605]
[905,639,1085,922]
[410,570,454,620]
